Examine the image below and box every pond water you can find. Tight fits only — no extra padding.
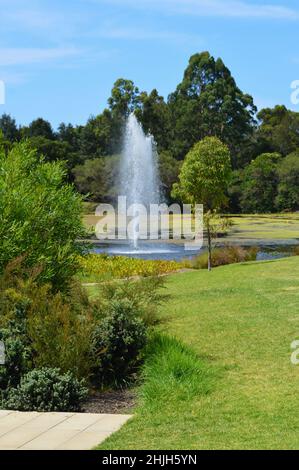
[91,241,298,262]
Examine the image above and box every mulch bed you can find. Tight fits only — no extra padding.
[82,389,137,414]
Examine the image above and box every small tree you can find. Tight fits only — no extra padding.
[0,140,85,289]
[172,136,231,270]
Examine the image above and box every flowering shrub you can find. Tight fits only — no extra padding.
[79,254,182,281]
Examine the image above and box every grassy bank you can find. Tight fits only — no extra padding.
[98,257,299,450]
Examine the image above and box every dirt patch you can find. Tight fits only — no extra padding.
[82,389,137,414]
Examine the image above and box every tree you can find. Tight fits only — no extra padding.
[276,151,299,211]
[158,150,182,202]
[77,110,118,159]
[0,142,85,289]
[240,153,281,213]
[172,137,231,270]
[27,136,69,164]
[168,52,256,163]
[136,89,172,151]
[0,114,19,142]
[23,118,55,140]
[257,106,299,156]
[72,156,119,202]
[108,79,141,119]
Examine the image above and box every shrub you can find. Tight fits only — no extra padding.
[92,298,147,387]
[0,323,32,390]
[97,276,166,327]
[27,282,94,379]
[189,246,258,270]
[0,262,95,380]
[79,254,181,282]
[2,368,88,412]
[0,141,85,289]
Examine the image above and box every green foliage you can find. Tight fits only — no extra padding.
[136,89,172,152]
[26,282,94,379]
[0,142,85,288]
[79,253,181,281]
[168,51,256,161]
[108,78,141,119]
[0,322,32,390]
[2,368,88,412]
[257,105,299,156]
[0,114,19,142]
[72,156,119,202]
[97,276,166,328]
[240,152,281,213]
[92,299,147,387]
[276,151,299,211]
[0,261,94,380]
[188,245,258,270]
[172,136,231,210]
[22,118,54,140]
[158,151,182,201]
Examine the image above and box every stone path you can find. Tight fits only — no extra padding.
[0,410,131,450]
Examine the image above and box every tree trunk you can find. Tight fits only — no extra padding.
[207,226,212,271]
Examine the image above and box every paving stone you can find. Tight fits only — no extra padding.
[0,411,131,450]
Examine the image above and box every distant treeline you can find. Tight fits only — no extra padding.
[1,51,299,213]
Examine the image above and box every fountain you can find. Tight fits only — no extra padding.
[119,113,160,249]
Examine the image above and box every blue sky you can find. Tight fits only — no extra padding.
[0,0,298,129]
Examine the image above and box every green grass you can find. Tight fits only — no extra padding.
[98,257,299,450]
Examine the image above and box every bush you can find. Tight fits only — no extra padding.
[79,254,181,282]
[27,282,94,379]
[0,141,85,289]
[0,323,32,390]
[189,246,258,270]
[92,298,147,387]
[97,276,166,327]
[0,261,94,380]
[2,368,88,412]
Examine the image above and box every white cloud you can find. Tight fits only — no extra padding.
[95,0,299,20]
[0,47,80,66]
[92,25,203,43]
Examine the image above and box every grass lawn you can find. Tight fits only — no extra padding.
[98,257,299,450]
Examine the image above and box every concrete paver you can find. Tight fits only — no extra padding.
[0,411,131,450]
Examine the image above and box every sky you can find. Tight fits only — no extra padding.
[0,0,298,129]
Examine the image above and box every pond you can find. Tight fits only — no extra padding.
[91,241,298,262]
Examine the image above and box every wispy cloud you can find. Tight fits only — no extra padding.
[0,47,80,67]
[95,0,299,20]
[91,24,203,43]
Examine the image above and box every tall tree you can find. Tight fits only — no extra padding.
[168,52,256,164]
[136,89,172,151]
[108,79,141,119]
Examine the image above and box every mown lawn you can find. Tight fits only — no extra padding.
[98,257,299,450]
